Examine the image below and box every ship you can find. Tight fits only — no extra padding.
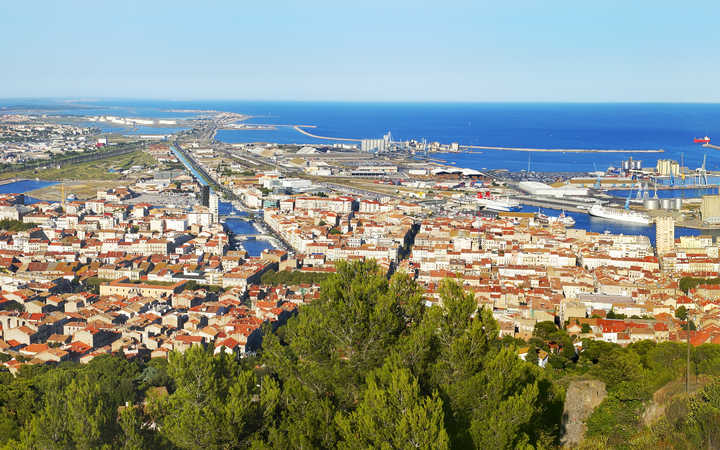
[536,210,575,226]
[588,204,651,225]
[694,136,711,144]
[476,192,520,211]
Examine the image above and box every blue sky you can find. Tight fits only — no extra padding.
[2,1,719,101]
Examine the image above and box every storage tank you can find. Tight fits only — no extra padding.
[661,198,673,210]
[644,198,660,210]
[674,198,683,210]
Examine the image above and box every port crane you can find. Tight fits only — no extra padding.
[592,163,603,189]
[696,154,708,186]
[624,185,635,210]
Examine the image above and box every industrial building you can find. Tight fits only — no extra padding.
[656,159,680,177]
[702,195,720,224]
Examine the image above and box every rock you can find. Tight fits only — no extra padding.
[561,379,607,447]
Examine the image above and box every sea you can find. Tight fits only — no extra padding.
[4,99,720,243]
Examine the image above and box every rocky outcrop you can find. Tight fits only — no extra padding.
[642,375,712,426]
[561,379,607,447]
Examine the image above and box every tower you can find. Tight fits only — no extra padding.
[656,216,675,256]
[209,191,219,223]
[200,185,210,207]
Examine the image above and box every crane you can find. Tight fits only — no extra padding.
[625,185,634,210]
[593,163,601,189]
[699,154,708,186]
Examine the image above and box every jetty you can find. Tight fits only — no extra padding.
[293,125,361,142]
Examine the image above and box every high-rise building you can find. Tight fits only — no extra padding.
[209,191,219,223]
[656,216,675,255]
[200,185,210,207]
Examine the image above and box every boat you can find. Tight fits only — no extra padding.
[536,210,575,226]
[536,211,550,224]
[694,136,711,144]
[476,192,520,211]
[588,204,651,225]
[555,210,575,226]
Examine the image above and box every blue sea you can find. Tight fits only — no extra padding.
[5,100,720,173]
[5,99,720,241]
[208,102,720,173]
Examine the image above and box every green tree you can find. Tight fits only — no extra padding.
[151,346,262,449]
[675,305,688,321]
[687,379,720,447]
[335,362,449,449]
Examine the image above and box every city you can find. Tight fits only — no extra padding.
[3,1,720,448]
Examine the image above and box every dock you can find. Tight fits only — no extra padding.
[513,195,592,213]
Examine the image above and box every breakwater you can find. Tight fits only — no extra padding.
[292,125,664,153]
[293,125,362,142]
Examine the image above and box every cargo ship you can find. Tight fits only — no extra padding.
[588,204,651,225]
[694,136,711,144]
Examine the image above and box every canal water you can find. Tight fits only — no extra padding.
[170,146,209,186]
[220,202,276,256]
[0,180,59,204]
[168,146,276,256]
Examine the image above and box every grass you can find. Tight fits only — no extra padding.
[2,150,157,181]
[28,180,122,201]
[0,219,35,232]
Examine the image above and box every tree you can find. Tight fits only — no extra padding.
[675,305,688,321]
[24,369,121,448]
[117,405,155,450]
[335,362,449,449]
[533,321,559,340]
[151,346,263,449]
[687,379,720,447]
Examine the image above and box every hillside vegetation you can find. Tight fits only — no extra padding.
[0,260,718,449]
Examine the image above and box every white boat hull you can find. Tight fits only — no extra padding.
[588,205,651,225]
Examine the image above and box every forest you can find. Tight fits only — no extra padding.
[1,260,719,449]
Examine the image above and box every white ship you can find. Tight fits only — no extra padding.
[476,197,520,212]
[588,204,651,225]
[536,210,575,226]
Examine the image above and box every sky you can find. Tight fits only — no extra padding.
[2,1,720,102]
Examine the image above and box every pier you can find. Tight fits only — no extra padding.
[293,125,362,142]
[513,196,590,214]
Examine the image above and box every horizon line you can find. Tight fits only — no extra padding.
[2,97,720,105]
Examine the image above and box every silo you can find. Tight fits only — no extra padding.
[644,198,660,210]
[674,198,683,210]
[661,198,673,210]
